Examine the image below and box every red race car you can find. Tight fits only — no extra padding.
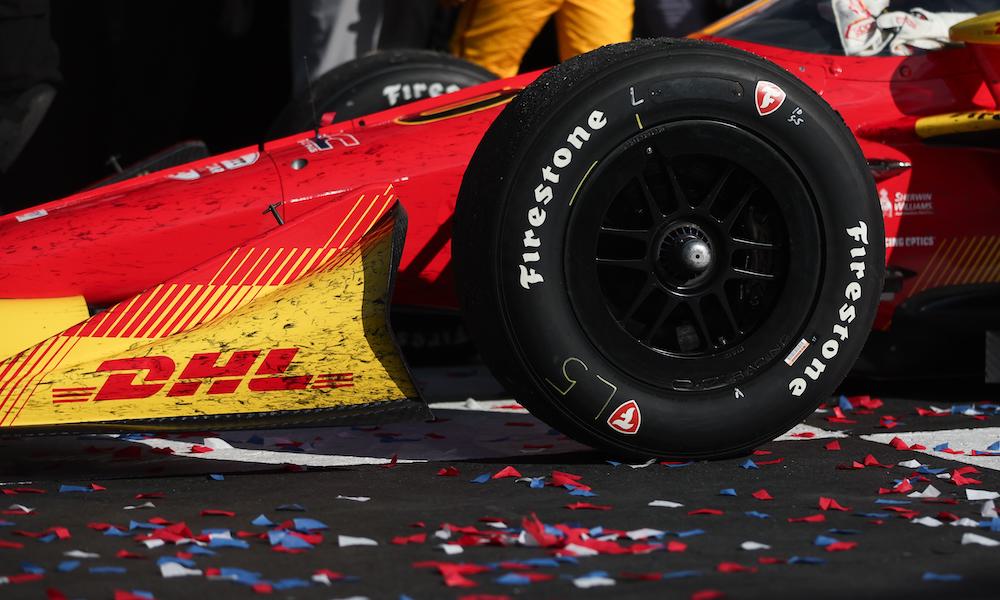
[0,4,996,458]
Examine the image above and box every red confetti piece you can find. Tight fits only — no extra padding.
[492,466,522,479]
[788,514,826,523]
[688,509,724,516]
[693,591,726,600]
[752,450,773,455]
[825,541,858,552]
[521,514,560,547]
[381,454,399,469]
[884,506,920,519]
[115,549,145,559]
[437,467,460,477]
[621,572,664,581]
[200,509,235,517]
[46,589,68,600]
[1,488,46,495]
[757,556,785,565]
[951,467,982,486]
[0,540,24,549]
[941,448,966,455]
[251,582,273,594]
[862,454,891,468]
[751,489,774,501]
[755,458,784,466]
[150,447,174,455]
[667,541,687,552]
[851,395,883,410]
[819,497,851,511]
[824,440,841,451]
[413,561,491,588]
[392,533,426,545]
[937,512,960,522]
[189,445,213,454]
[135,493,165,499]
[565,502,612,511]
[791,432,815,438]
[889,437,910,450]
[7,573,43,584]
[717,562,757,573]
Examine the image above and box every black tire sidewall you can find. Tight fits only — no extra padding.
[455,39,884,458]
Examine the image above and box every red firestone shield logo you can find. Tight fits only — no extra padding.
[755,81,786,117]
[607,400,641,435]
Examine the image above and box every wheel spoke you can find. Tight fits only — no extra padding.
[600,226,651,241]
[621,278,656,322]
[635,174,666,224]
[731,237,776,250]
[714,290,742,335]
[723,185,758,228]
[729,266,775,281]
[641,295,681,345]
[688,300,715,350]
[663,162,690,208]
[702,164,735,212]
[596,258,647,271]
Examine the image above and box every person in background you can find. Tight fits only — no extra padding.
[0,0,59,174]
[446,0,635,78]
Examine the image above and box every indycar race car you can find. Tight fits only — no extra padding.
[0,5,996,459]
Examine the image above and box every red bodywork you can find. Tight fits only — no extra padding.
[1,38,998,334]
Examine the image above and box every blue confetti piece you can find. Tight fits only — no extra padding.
[119,433,148,441]
[676,529,705,538]
[21,563,44,574]
[129,520,164,531]
[923,572,963,582]
[741,459,758,470]
[838,395,854,412]
[247,435,265,444]
[38,533,57,543]
[104,526,130,537]
[745,511,770,519]
[588,526,604,537]
[0,520,13,527]
[89,566,127,574]
[662,570,702,580]
[280,535,314,550]
[719,488,737,496]
[470,473,491,484]
[788,556,825,565]
[663,461,693,468]
[828,529,862,535]
[813,535,838,547]
[273,579,311,590]
[529,478,545,489]
[209,474,225,481]
[989,441,1000,452]
[57,561,80,573]
[156,556,197,567]
[251,514,274,527]
[126,592,154,600]
[522,558,561,568]
[58,484,93,493]
[917,466,947,475]
[569,488,596,497]
[606,461,621,467]
[219,567,263,586]
[186,546,216,556]
[276,503,306,511]
[292,518,328,531]
[555,556,579,565]
[267,530,288,546]
[933,443,950,451]
[874,499,911,505]
[496,573,532,585]
[951,405,972,415]
[209,537,250,549]
[855,512,891,518]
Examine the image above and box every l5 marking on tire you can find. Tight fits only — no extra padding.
[607,400,641,435]
[755,81,786,117]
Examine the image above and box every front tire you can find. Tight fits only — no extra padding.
[453,39,884,459]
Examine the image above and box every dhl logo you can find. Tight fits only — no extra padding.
[51,348,352,403]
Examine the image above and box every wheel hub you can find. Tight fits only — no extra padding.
[657,222,714,287]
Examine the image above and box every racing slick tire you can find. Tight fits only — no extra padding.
[270,50,496,136]
[453,38,884,459]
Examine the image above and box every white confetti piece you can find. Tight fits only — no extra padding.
[336,495,371,502]
[626,528,664,541]
[629,458,656,469]
[338,535,378,547]
[142,539,166,549]
[160,562,202,578]
[203,437,233,450]
[6,504,33,514]
[962,532,1000,547]
[741,541,771,551]
[983,500,998,519]
[950,518,981,528]
[912,517,943,527]
[908,485,941,499]
[439,544,463,555]
[966,489,1000,501]
[648,500,683,508]
[123,501,156,510]
[63,550,100,559]
[563,543,599,557]
[573,574,615,589]
[898,459,923,468]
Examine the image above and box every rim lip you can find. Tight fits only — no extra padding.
[564,118,823,392]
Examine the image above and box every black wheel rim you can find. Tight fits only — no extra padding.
[565,120,823,391]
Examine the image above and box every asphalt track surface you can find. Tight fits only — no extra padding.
[1,366,999,600]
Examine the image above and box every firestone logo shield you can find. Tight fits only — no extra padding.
[755,81,786,117]
[607,400,641,435]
